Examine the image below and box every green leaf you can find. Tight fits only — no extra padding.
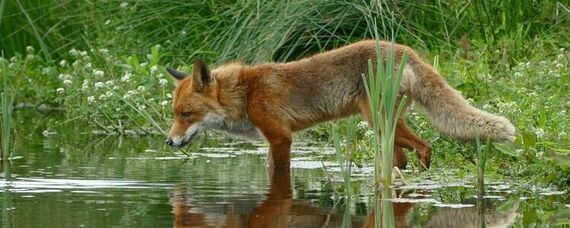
[494,143,521,157]
[522,132,537,148]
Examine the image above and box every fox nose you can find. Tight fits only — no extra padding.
[165,138,174,146]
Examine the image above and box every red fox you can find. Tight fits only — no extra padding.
[164,40,515,169]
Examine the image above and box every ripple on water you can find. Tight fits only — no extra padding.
[0,177,172,193]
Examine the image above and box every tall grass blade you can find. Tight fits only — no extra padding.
[0,0,5,27]
[1,51,13,171]
[14,0,51,62]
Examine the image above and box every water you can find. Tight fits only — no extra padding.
[1,111,569,227]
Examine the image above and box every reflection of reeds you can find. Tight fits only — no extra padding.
[1,53,13,170]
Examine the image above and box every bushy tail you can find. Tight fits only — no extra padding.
[406,61,515,142]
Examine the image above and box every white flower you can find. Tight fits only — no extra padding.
[140,62,148,67]
[87,96,96,103]
[112,86,119,90]
[120,2,129,8]
[105,80,114,86]
[56,88,65,94]
[72,60,81,68]
[104,19,111,25]
[69,48,79,56]
[79,51,87,57]
[63,80,72,85]
[93,70,104,78]
[535,128,545,138]
[121,72,131,82]
[166,93,172,98]
[26,46,35,53]
[99,48,109,55]
[159,78,168,87]
[137,86,146,92]
[357,121,368,130]
[59,60,67,67]
[85,63,92,69]
[41,67,52,75]
[364,130,375,138]
[123,90,136,99]
[82,80,90,91]
[105,91,113,97]
[150,65,158,74]
[160,100,169,106]
[94,82,105,89]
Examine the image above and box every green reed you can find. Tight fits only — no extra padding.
[331,117,358,228]
[475,135,490,228]
[363,40,408,228]
[1,52,13,170]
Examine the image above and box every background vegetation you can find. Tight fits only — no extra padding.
[1,0,569,187]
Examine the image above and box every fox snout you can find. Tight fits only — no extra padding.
[164,137,175,146]
[164,134,194,148]
[165,122,200,148]
[164,136,191,148]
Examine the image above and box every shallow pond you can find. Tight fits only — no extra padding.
[1,111,569,227]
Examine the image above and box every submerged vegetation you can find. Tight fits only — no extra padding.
[1,0,569,190]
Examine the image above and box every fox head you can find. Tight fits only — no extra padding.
[164,60,225,147]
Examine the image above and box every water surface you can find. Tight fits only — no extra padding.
[1,111,568,227]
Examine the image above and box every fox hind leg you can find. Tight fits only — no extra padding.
[394,118,432,170]
[357,99,409,169]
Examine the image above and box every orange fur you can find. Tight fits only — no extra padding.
[165,40,515,169]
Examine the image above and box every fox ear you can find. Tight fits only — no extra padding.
[192,59,213,90]
[166,67,188,81]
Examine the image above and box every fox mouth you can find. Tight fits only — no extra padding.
[180,131,199,147]
[168,131,198,148]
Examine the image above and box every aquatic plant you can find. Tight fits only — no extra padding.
[1,53,13,170]
[331,117,358,228]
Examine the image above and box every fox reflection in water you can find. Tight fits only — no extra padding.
[169,169,371,227]
[169,169,517,228]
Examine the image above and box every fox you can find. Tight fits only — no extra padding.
[164,40,515,169]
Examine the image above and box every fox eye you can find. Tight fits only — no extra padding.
[181,111,192,117]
